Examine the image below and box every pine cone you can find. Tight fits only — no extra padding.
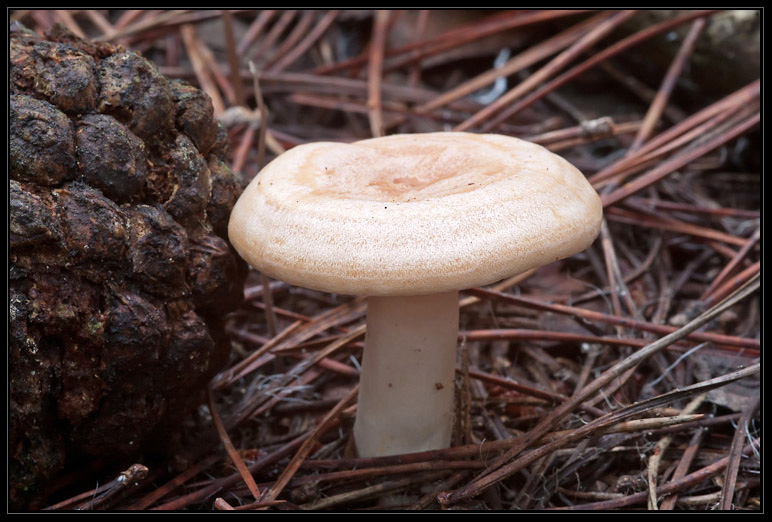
[9,22,248,508]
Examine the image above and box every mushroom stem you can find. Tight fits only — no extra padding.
[354,291,459,457]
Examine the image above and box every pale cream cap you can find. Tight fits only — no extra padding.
[228,132,602,296]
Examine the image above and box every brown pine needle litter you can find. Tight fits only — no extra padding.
[12,9,759,512]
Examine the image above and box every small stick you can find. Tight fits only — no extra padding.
[286,460,485,492]
[545,121,643,152]
[658,426,707,510]
[84,10,116,39]
[214,299,365,390]
[459,340,473,445]
[573,343,601,394]
[303,412,732,477]
[263,11,316,70]
[646,393,707,509]
[44,464,149,511]
[701,227,760,302]
[269,10,340,73]
[250,10,296,64]
[548,414,706,442]
[527,116,620,144]
[260,385,359,502]
[586,365,637,409]
[415,12,609,115]
[152,433,307,510]
[98,9,192,42]
[227,326,365,428]
[615,201,746,263]
[719,395,760,510]
[196,41,236,105]
[367,10,390,138]
[458,268,535,308]
[231,124,255,174]
[385,10,591,75]
[595,106,739,190]
[213,497,236,510]
[129,454,220,510]
[573,236,661,306]
[558,488,623,501]
[249,61,269,170]
[601,112,759,208]
[599,61,686,123]
[212,320,303,390]
[629,18,707,151]
[221,10,245,107]
[605,207,751,247]
[601,217,640,321]
[515,452,555,509]
[216,498,290,510]
[231,367,326,429]
[407,10,431,88]
[465,286,760,350]
[465,367,607,418]
[54,10,87,38]
[703,261,760,308]
[28,10,55,33]
[301,473,440,510]
[477,10,719,132]
[113,9,145,32]
[589,79,760,186]
[626,198,760,219]
[600,218,624,322]
[312,10,586,76]
[180,23,225,115]
[237,10,276,56]
[454,10,636,132]
[246,61,280,339]
[207,388,261,501]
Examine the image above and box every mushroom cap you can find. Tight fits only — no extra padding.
[228,132,603,296]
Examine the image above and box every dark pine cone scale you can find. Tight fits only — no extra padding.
[9,22,248,508]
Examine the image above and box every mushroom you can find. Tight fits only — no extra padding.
[228,132,603,457]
